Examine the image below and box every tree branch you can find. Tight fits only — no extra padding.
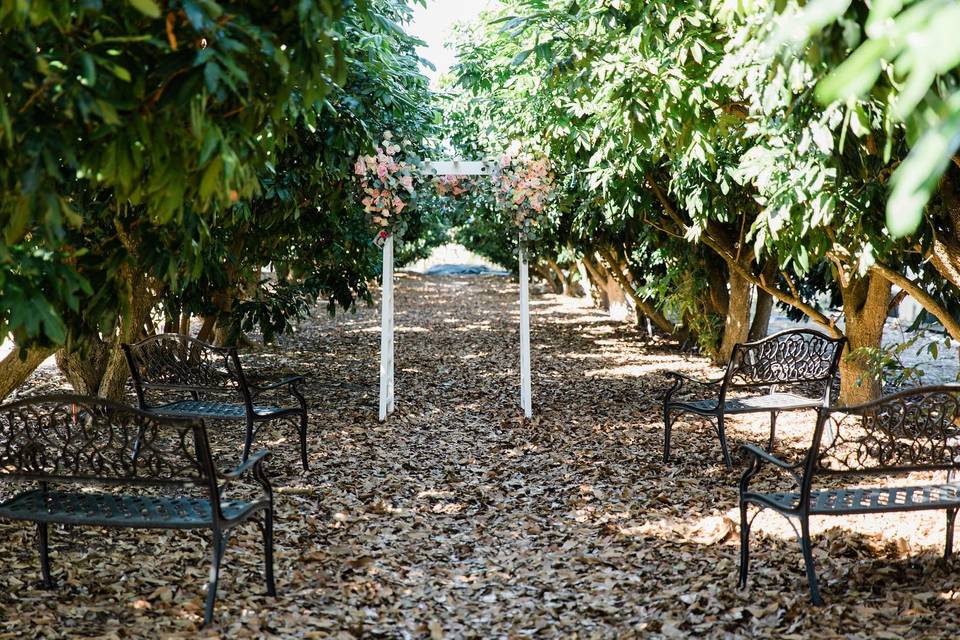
[870,263,960,342]
[699,233,841,337]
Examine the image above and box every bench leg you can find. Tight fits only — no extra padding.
[291,385,309,471]
[204,533,227,627]
[738,502,751,589]
[263,511,276,596]
[298,412,309,471]
[717,413,732,468]
[662,406,673,463]
[242,417,254,463]
[767,411,778,452]
[799,517,823,605]
[38,522,53,589]
[946,508,958,560]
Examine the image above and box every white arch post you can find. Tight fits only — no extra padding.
[377,159,533,421]
[518,235,533,418]
[378,233,395,421]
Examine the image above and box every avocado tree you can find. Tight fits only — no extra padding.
[0,0,438,399]
[446,0,959,402]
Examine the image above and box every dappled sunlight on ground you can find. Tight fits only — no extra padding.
[0,273,958,636]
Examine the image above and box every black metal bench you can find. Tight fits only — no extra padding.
[0,394,275,626]
[663,328,846,467]
[122,334,309,470]
[738,385,960,604]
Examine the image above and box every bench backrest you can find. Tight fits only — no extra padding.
[123,334,248,399]
[805,385,960,483]
[0,394,216,492]
[725,328,846,392]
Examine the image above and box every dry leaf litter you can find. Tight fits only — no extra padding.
[1,273,958,638]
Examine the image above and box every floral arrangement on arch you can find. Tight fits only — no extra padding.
[493,151,555,244]
[353,131,420,237]
[433,174,476,198]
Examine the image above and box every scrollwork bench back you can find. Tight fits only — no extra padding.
[664,328,846,466]
[0,394,275,626]
[738,385,960,604]
[122,333,310,470]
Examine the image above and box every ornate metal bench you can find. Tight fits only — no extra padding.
[122,334,309,470]
[663,328,846,467]
[738,385,960,604]
[0,394,275,626]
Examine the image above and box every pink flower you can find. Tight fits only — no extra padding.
[500,153,512,168]
[354,158,366,176]
[400,175,413,190]
[377,164,389,180]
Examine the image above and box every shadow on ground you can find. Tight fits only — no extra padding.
[0,273,957,638]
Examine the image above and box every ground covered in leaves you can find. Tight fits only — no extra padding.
[2,273,959,638]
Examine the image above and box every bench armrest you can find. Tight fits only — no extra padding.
[664,371,725,403]
[666,372,724,386]
[219,449,272,481]
[741,444,798,470]
[739,444,803,493]
[249,375,305,393]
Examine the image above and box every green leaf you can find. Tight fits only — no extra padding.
[204,61,221,92]
[80,53,97,86]
[199,156,224,202]
[128,0,161,18]
[887,101,960,237]
[511,49,532,66]
[5,197,31,244]
[849,103,870,137]
[816,37,890,103]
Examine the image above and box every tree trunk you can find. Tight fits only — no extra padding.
[839,274,892,405]
[930,167,960,291]
[748,286,774,341]
[546,258,572,296]
[597,247,682,337]
[717,267,752,365]
[529,264,557,293]
[56,268,162,400]
[592,256,628,321]
[0,346,56,401]
[576,260,593,304]
[179,311,191,336]
[163,304,179,334]
[581,255,609,309]
[705,257,730,318]
[56,345,111,395]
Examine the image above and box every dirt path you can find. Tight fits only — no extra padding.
[1,273,958,638]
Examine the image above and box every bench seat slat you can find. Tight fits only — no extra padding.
[759,482,960,514]
[151,400,288,420]
[0,490,262,529]
[677,392,822,414]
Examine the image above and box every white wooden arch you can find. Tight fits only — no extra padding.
[379,159,533,421]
